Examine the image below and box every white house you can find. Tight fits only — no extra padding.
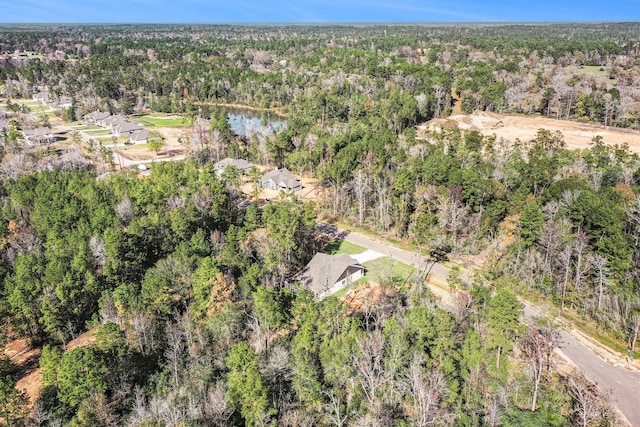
[85,111,111,124]
[300,253,365,299]
[214,158,252,174]
[113,121,143,136]
[22,127,54,145]
[261,168,301,192]
[129,129,149,145]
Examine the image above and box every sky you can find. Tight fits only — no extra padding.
[1,0,639,23]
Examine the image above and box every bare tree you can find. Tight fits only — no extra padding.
[519,324,559,411]
[591,255,611,312]
[352,169,370,226]
[322,391,349,427]
[203,382,234,426]
[210,128,225,163]
[28,400,52,426]
[415,93,428,117]
[352,329,388,408]
[164,322,185,388]
[566,373,614,427]
[192,185,213,216]
[115,195,134,224]
[373,176,392,232]
[558,245,573,309]
[406,353,448,427]
[538,220,559,276]
[602,93,617,127]
[437,188,469,250]
[629,312,640,353]
[89,235,108,267]
[433,85,446,118]
[573,231,589,297]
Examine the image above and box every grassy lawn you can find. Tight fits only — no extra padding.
[73,125,101,130]
[363,257,417,287]
[577,65,609,76]
[324,239,366,255]
[331,257,417,299]
[84,129,113,136]
[135,114,191,128]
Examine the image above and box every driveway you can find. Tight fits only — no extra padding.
[351,249,383,263]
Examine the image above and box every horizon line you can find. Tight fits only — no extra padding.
[1,21,639,25]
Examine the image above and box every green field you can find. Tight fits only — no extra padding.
[84,129,113,136]
[576,65,609,76]
[324,239,366,255]
[363,257,417,287]
[135,114,191,128]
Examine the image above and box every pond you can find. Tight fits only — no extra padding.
[226,107,287,138]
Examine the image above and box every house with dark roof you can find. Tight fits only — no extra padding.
[22,127,54,145]
[299,253,365,299]
[261,168,302,192]
[214,158,252,174]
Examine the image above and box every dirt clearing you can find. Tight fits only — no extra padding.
[419,111,640,153]
[4,339,42,403]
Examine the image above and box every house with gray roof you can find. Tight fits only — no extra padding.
[261,168,302,192]
[85,111,111,124]
[128,129,149,145]
[214,158,252,174]
[300,253,365,299]
[54,96,73,110]
[22,127,54,145]
[100,115,126,128]
[33,91,50,104]
[113,121,143,136]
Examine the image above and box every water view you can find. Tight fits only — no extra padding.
[226,107,287,138]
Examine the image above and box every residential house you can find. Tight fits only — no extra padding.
[85,111,111,124]
[113,121,143,136]
[300,253,365,299]
[32,91,50,104]
[22,127,54,145]
[129,129,149,145]
[100,115,126,128]
[214,158,252,174]
[261,168,302,192]
[54,96,73,110]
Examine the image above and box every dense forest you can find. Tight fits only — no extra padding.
[1,23,640,425]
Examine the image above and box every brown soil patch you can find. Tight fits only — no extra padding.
[4,339,42,404]
[239,171,322,203]
[2,329,98,406]
[66,328,98,351]
[419,111,640,153]
[341,281,395,316]
[118,126,188,162]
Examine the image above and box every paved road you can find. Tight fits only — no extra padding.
[324,223,640,426]
[558,330,640,425]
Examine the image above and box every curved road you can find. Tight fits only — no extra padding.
[558,330,640,425]
[322,223,640,426]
